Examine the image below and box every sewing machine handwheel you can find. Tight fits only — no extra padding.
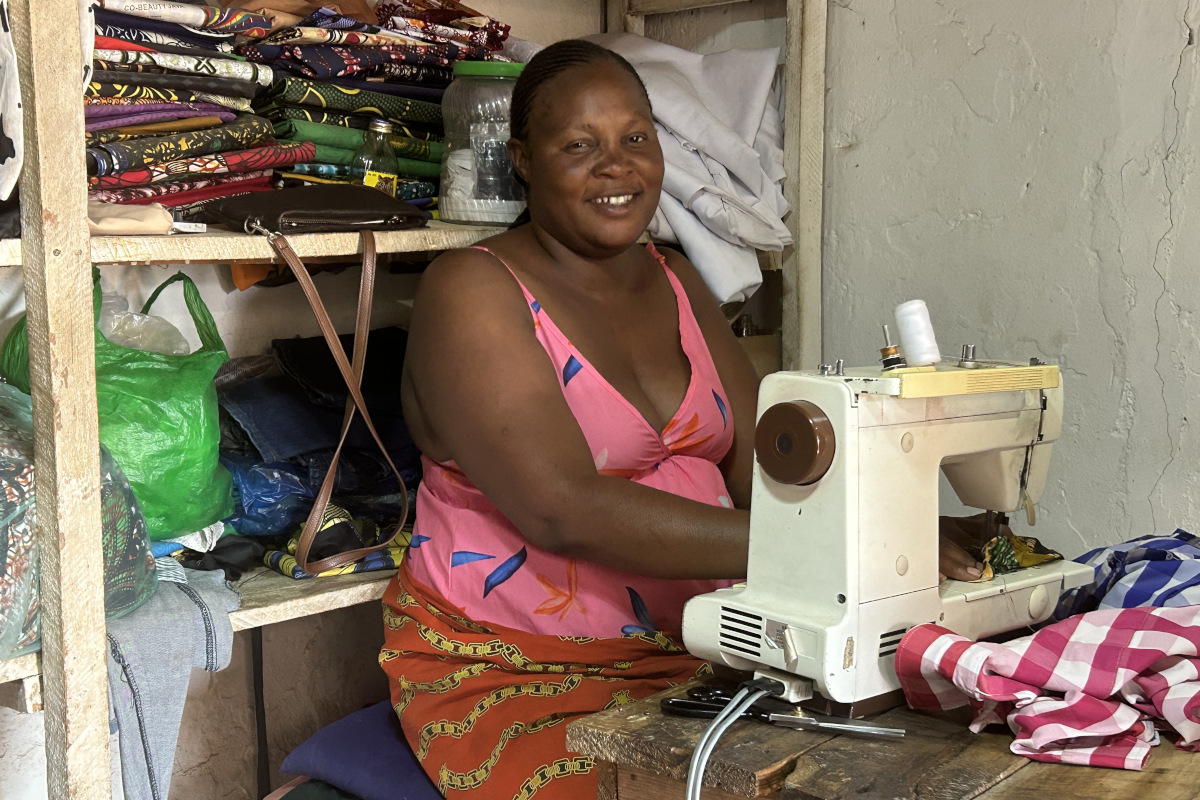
[755,400,836,485]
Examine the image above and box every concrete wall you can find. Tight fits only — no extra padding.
[821,0,1200,557]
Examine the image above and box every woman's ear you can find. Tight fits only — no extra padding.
[507,138,529,184]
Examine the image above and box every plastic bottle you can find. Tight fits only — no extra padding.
[439,60,526,224]
[351,119,401,198]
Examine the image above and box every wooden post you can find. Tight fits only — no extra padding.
[782,0,826,370]
[9,0,110,797]
[605,0,646,35]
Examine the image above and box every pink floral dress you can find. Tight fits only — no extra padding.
[406,243,739,638]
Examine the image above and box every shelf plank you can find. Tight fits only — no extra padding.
[628,0,750,15]
[229,567,395,631]
[0,222,506,268]
[0,568,394,686]
[0,652,40,684]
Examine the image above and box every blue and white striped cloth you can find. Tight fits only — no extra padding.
[1055,528,1200,619]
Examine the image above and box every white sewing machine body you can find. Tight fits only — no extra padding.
[681,360,1091,709]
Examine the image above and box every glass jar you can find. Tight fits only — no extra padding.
[351,118,401,198]
[439,60,526,225]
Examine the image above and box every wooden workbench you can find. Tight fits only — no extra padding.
[565,681,1200,800]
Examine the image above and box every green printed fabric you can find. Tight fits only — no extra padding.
[256,101,442,142]
[272,119,442,163]
[276,140,441,178]
[263,76,442,128]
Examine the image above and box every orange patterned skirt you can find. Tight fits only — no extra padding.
[380,561,710,799]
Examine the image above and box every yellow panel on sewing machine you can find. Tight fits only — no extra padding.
[890,362,1061,399]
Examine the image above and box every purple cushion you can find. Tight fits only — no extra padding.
[281,701,442,800]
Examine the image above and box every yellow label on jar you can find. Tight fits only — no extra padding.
[363,170,398,197]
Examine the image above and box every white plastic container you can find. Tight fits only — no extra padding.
[439,60,526,224]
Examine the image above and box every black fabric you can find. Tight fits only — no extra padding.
[0,188,19,239]
[177,534,268,581]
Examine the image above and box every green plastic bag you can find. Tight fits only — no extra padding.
[0,271,234,540]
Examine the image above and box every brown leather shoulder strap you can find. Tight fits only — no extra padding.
[266,230,409,575]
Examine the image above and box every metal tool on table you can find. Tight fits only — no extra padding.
[661,686,905,740]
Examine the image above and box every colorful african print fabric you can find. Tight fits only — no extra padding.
[381,562,711,799]
[99,0,270,36]
[86,114,274,177]
[88,69,260,101]
[375,3,508,50]
[85,100,232,119]
[238,43,458,84]
[85,80,252,112]
[90,142,313,189]
[262,26,425,48]
[256,101,442,141]
[89,170,273,204]
[199,5,271,37]
[86,107,235,133]
[275,140,439,177]
[261,76,443,128]
[273,118,442,162]
[94,7,236,53]
[87,116,231,144]
[93,49,275,88]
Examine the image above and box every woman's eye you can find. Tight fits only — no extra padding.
[629,134,647,144]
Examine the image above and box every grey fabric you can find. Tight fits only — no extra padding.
[106,568,239,800]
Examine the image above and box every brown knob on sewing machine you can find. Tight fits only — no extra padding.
[755,400,836,485]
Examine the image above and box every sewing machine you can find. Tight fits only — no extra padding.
[681,352,1093,714]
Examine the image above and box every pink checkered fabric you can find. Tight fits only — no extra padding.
[894,606,1200,770]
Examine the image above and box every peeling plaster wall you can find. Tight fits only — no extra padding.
[823,0,1200,556]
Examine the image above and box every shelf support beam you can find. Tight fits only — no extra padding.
[782,0,826,370]
[11,0,110,797]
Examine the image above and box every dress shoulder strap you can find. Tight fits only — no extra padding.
[467,244,538,307]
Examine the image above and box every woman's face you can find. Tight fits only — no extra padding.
[508,59,664,259]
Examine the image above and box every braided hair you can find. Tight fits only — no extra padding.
[507,40,651,228]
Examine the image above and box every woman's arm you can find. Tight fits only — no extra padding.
[404,246,749,580]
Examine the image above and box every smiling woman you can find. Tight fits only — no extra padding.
[379,39,763,800]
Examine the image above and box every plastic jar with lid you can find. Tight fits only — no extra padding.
[439,60,526,225]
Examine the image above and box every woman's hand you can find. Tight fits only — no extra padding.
[937,515,994,582]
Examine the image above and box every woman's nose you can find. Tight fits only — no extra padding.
[592,143,634,176]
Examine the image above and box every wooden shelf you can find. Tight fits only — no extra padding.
[0,222,504,268]
[0,652,39,684]
[628,0,749,14]
[0,568,394,685]
[229,567,395,631]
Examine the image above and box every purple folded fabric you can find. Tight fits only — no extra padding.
[86,108,237,132]
[85,101,232,120]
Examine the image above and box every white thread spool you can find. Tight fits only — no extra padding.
[894,299,942,367]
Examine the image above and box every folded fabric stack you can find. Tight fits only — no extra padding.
[241,1,514,211]
[86,1,302,220]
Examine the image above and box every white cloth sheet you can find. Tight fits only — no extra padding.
[590,33,790,305]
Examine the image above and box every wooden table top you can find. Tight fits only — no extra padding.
[565,681,1200,800]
